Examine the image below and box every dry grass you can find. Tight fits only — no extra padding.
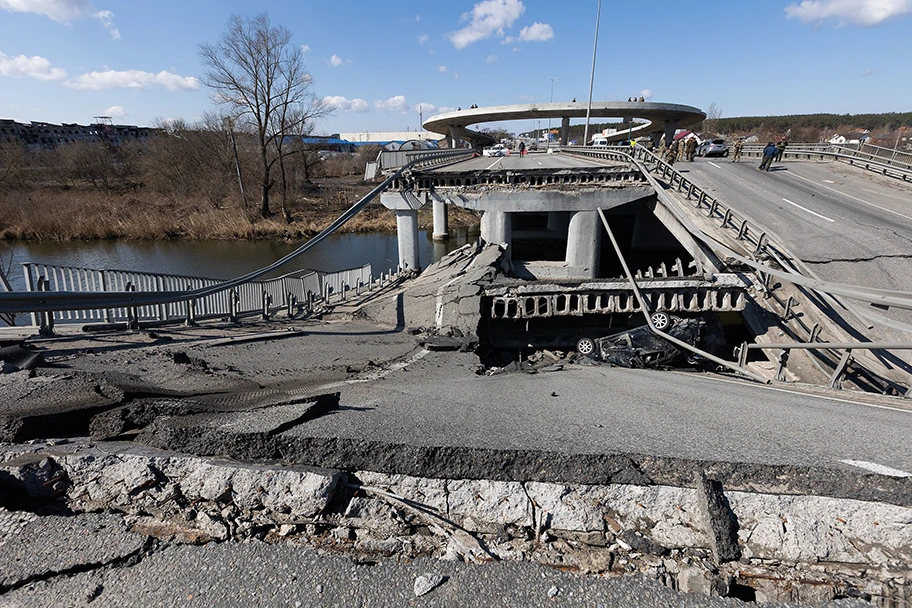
[0,179,480,242]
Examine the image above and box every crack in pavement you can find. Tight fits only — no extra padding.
[805,253,912,264]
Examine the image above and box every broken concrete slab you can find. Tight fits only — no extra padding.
[694,469,741,564]
[0,509,146,592]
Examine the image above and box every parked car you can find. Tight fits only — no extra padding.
[483,143,508,157]
[576,314,705,368]
[697,139,729,157]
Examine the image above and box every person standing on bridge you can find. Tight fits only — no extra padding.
[518,140,526,156]
[685,137,698,162]
[759,142,778,171]
[732,139,744,162]
[776,139,787,162]
[665,140,679,166]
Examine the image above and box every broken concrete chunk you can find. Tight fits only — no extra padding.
[694,469,741,564]
[413,572,446,597]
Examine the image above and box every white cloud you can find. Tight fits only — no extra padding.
[0,51,67,80]
[101,104,125,118]
[518,94,535,102]
[438,65,449,73]
[0,0,91,22]
[417,34,429,44]
[1,1,121,38]
[374,95,410,113]
[300,44,311,55]
[639,89,653,100]
[415,102,455,116]
[448,0,525,48]
[329,54,343,67]
[323,95,370,113]
[93,9,118,39]
[785,0,912,26]
[66,69,200,91]
[861,67,876,76]
[485,54,498,63]
[519,21,553,41]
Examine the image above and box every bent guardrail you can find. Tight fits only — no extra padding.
[15,262,404,334]
[740,142,912,181]
[0,151,462,321]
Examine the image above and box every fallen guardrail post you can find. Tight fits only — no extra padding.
[37,276,55,337]
[125,283,138,330]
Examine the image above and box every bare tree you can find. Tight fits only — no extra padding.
[199,13,330,219]
[702,102,723,136]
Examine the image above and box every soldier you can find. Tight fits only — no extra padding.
[685,137,698,161]
[732,139,743,162]
[657,138,667,159]
[677,139,686,162]
[775,139,787,162]
[665,140,679,166]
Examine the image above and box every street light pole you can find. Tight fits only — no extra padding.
[548,77,556,149]
[584,0,602,146]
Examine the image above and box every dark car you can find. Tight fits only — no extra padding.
[698,139,729,157]
[576,313,705,368]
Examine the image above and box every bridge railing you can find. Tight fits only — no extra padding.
[17,261,399,331]
[378,148,474,173]
[561,144,912,395]
[739,142,912,180]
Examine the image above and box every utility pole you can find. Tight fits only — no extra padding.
[584,0,602,146]
[548,77,556,149]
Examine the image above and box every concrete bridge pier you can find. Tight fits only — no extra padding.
[431,192,449,241]
[664,120,679,146]
[396,210,420,271]
[448,126,460,149]
[560,117,570,145]
[481,210,512,252]
[566,211,601,279]
[379,191,425,271]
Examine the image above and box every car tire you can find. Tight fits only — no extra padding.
[650,312,671,331]
[723,150,729,157]
[576,338,596,357]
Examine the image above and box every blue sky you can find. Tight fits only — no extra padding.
[1,0,911,135]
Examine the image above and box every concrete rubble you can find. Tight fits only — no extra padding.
[0,244,910,605]
[1,441,910,604]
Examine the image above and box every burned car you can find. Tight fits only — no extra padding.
[576,313,705,368]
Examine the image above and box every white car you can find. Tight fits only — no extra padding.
[483,144,508,157]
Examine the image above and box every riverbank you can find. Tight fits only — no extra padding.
[0,176,481,242]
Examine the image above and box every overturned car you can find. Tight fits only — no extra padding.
[576,313,705,368]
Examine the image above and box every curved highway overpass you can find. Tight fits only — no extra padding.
[423,101,706,148]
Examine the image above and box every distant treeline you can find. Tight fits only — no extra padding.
[713,112,912,134]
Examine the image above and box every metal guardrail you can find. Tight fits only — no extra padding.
[562,145,912,395]
[739,142,912,181]
[17,262,395,333]
[378,148,474,172]
[0,151,460,319]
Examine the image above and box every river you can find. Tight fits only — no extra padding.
[1,229,477,293]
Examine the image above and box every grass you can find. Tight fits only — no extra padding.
[0,178,481,242]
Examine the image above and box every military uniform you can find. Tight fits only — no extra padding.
[775,140,787,162]
[685,138,697,162]
[732,140,743,162]
[665,141,679,166]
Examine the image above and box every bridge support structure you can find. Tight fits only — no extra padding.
[566,210,601,279]
[432,193,449,241]
[560,117,570,146]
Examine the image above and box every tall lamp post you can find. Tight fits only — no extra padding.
[584,0,602,146]
[548,77,556,149]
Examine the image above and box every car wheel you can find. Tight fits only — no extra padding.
[650,312,671,331]
[576,338,596,357]
[723,150,729,157]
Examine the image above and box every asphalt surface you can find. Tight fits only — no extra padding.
[287,350,912,476]
[432,150,624,172]
[0,538,869,608]
[676,156,912,325]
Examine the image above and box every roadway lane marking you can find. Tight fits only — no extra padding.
[678,373,912,414]
[708,162,721,168]
[484,158,502,170]
[787,172,912,222]
[840,459,911,478]
[782,197,835,222]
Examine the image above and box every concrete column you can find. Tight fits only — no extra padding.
[560,116,570,145]
[480,210,512,247]
[664,120,679,146]
[547,211,569,233]
[432,195,449,241]
[396,209,420,271]
[448,126,459,149]
[566,211,600,279]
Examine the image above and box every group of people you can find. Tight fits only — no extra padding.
[657,137,698,165]
[759,139,787,171]
[627,96,645,102]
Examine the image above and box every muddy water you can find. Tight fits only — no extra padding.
[1,228,477,292]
